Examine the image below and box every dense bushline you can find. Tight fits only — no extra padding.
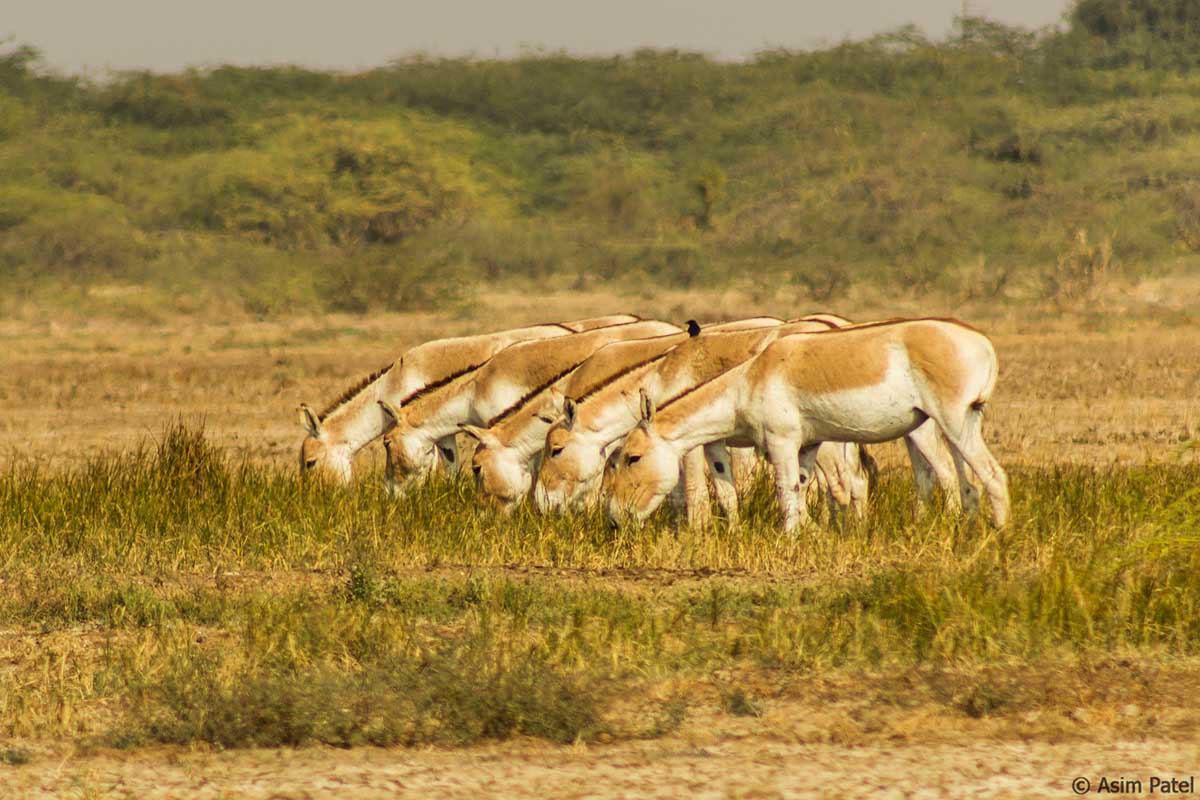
[4,4,1200,316]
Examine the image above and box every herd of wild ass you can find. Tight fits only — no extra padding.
[298,314,1010,530]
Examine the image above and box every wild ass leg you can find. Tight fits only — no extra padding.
[938,407,1010,528]
[703,441,740,527]
[766,436,818,532]
[814,443,868,528]
[903,436,938,511]
[797,444,824,527]
[850,446,871,519]
[835,443,870,521]
[729,447,759,493]
[811,451,842,527]
[904,420,960,513]
[682,447,713,528]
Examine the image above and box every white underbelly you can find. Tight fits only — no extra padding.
[795,383,925,444]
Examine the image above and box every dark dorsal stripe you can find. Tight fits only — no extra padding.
[571,349,673,405]
[397,359,492,407]
[797,314,843,329]
[803,315,979,335]
[656,370,724,413]
[485,358,594,428]
[318,364,393,421]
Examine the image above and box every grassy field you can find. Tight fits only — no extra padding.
[0,291,1196,796]
[2,429,1198,762]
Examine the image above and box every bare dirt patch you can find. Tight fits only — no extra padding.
[3,730,1197,799]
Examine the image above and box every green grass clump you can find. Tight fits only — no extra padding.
[124,621,600,748]
[0,747,31,766]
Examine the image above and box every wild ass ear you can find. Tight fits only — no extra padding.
[686,319,701,337]
[563,397,578,430]
[537,389,565,425]
[298,404,322,437]
[377,400,402,429]
[458,424,492,444]
[637,389,656,426]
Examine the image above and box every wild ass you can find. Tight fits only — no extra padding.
[533,316,904,525]
[462,317,785,519]
[297,315,639,482]
[378,319,681,492]
[606,319,1010,531]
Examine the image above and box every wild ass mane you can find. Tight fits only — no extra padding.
[483,359,592,428]
[570,350,672,404]
[398,360,493,407]
[318,364,393,421]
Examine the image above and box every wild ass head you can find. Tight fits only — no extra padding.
[461,424,530,509]
[297,404,354,483]
[606,390,681,527]
[533,393,613,513]
[378,399,442,494]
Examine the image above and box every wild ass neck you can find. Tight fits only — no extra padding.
[655,367,746,455]
[403,379,479,444]
[319,371,393,454]
[574,367,664,445]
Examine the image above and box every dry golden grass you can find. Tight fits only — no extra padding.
[1,284,1195,472]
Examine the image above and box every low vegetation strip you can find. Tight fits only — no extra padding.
[0,426,1197,748]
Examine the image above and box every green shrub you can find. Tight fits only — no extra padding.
[170,116,485,248]
[98,72,234,129]
[0,185,153,276]
[4,14,1200,316]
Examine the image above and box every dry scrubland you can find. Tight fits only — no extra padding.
[4,2,1200,794]
[0,287,1197,798]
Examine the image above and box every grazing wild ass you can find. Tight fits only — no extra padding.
[378,319,681,493]
[606,318,1010,531]
[463,317,785,516]
[534,316,960,523]
[297,315,638,482]
[533,316,894,525]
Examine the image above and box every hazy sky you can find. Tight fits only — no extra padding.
[10,0,1075,75]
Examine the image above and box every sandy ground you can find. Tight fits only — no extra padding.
[4,737,1198,799]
